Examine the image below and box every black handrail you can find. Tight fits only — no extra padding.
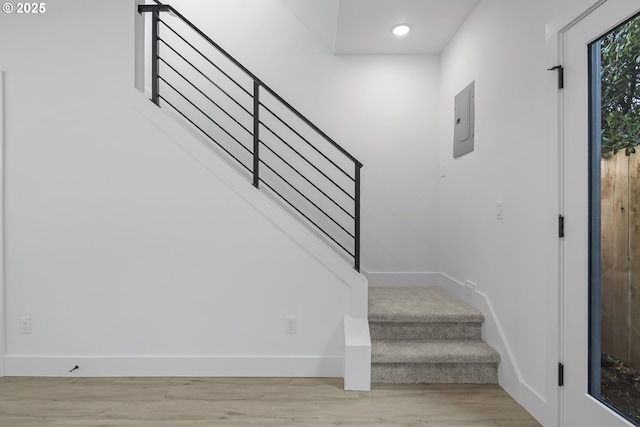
[139,2,362,271]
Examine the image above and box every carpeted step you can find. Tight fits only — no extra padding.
[369,321,481,340]
[369,287,484,323]
[368,286,484,340]
[372,339,500,364]
[372,361,498,384]
[371,339,500,384]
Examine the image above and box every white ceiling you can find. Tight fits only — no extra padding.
[277,0,481,55]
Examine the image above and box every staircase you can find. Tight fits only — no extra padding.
[138,3,362,271]
[369,286,500,384]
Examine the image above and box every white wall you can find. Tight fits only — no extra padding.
[167,0,442,275]
[276,0,339,51]
[438,0,559,424]
[0,0,366,377]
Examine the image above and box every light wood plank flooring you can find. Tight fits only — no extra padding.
[0,377,541,426]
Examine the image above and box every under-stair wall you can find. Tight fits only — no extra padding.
[0,0,366,378]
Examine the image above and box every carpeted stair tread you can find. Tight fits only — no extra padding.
[372,339,500,364]
[368,286,484,323]
[369,321,481,340]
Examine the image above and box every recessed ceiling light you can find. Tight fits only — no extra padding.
[392,24,411,36]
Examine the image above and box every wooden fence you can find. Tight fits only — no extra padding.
[601,153,640,370]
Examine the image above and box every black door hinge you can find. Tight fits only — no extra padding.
[548,65,564,89]
[558,363,564,386]
[559,215,565,238]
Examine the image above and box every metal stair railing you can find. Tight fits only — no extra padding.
[138,3,362,271]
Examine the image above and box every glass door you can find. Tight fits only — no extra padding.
[589,10,640,425]
[562,1,640,426]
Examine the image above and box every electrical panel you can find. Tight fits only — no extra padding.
[453,81,475,158]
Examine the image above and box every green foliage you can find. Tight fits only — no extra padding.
[600,14,640,158]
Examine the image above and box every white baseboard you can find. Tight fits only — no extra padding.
[362,270,442,287]
[3,355,343,378]
[437,273,547,425]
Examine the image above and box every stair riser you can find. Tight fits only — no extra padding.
[369,322,481,341]
[372,363,498,384]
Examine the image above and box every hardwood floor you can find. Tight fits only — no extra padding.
[0,377,541,426]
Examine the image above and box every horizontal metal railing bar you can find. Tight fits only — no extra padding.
[259,159,356,238]
[158,95,252,173]
[165,6,261,83]
[142,2,361,169]
[259,102,354,181]
[260,85,362,168]
[259,140,355,219]
[159,18,252,99]
[259,178,355,259]
[159,57,252,136]
[259,121,354,201]
[159,75,251,155]
[158,38,252,117]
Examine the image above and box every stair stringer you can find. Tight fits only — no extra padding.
[133,90,368,318]
[438,274,546,425]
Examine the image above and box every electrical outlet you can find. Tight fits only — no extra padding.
[465,281,477,296]
[19,316,31,334]
[285,316,297,334]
